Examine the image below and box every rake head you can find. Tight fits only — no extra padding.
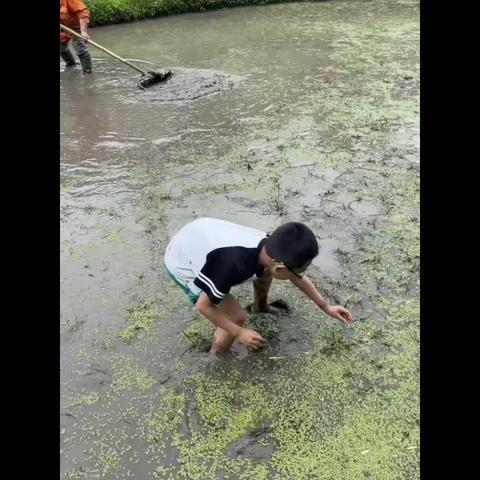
[137,69,172,89]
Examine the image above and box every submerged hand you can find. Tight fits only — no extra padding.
[326,305,353,325]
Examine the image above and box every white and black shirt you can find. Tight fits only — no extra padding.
[164,218,267,304]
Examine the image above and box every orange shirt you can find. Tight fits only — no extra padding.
[60,0,90,41]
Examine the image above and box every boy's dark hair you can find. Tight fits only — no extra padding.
[265,222,319,271]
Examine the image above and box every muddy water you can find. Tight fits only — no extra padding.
[61,1,419,479]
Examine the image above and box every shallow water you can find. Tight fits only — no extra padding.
[61,1,420,478]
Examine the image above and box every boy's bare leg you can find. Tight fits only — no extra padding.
[252,269,273,312]
[210,294,246,355]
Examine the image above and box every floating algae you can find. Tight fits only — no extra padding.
[68,391,101,408]
[181,319,215,352]
[111,355,155,395]
[118,299,160,343]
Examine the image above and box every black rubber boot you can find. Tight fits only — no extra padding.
[60,50,77,67]
[78,52,92,73]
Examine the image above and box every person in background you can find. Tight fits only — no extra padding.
[60,0,92,73]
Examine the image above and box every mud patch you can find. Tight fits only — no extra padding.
[226,425,275,460]
[131,68,243,103]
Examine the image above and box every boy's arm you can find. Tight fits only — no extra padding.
[196,293,265,349]
[290,275,353,325]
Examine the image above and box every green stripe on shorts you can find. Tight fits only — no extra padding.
[165,266,199,304]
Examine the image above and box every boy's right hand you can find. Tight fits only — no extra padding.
[238,328,265,351]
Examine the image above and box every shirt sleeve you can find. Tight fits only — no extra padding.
[68,0,90,20]
[193,250,235,305]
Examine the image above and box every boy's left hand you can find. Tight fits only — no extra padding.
[325,305,353,325]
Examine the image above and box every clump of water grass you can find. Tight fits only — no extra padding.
[247,313,281,343]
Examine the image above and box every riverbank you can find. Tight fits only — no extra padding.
[86,0,310,26]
